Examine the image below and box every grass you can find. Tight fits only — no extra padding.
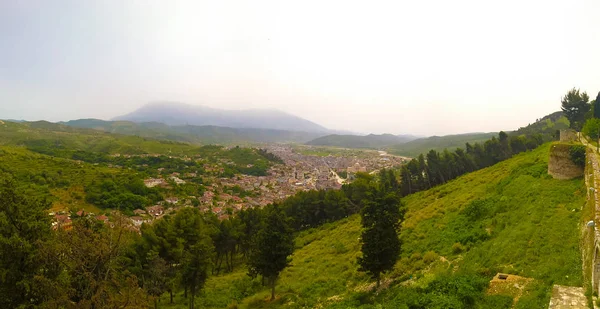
[161,143,586,308]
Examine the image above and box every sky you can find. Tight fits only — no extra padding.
[1,0,599,136]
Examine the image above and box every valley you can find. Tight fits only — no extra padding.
[2,4,598,308]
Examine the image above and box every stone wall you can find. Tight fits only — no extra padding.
[548,143,584,180]
[560,129,578,142]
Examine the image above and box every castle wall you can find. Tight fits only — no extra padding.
[548,143,584,180]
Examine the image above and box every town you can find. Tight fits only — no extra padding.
[51,145,407,231]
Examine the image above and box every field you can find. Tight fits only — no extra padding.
[158,143,586,308]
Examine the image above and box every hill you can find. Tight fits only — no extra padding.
[513,111,568,136]
[387,132,497,157]
[305,133,418,149]
[162,143,584,308]
[61,119,324,145]
[113,101,330,133]
[387,111,567,158]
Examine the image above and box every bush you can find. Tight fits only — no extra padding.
[423,251,439,264]
[582,118,600,140]
[569,145,586,168]
[452,243,466,254]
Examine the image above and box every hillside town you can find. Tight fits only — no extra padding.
[51,146,406,231]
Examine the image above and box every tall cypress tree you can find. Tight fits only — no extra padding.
[248,205,295,300]
[358,187,404,289]
[594,91,600,119]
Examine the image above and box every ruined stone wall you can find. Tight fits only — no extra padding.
[548,143,584,180]
[560,129,578,142]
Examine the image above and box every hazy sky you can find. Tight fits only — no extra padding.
[1,0,599,135]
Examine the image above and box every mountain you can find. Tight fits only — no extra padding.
[386,132,498,157]
[113,101,330,133]
[305,133,418,149]
[60,119,325,145]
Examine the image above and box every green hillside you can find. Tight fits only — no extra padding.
[305,133,417,149]
[387,111,568,158]
[60,119,324,145]
[387,132,497,157]
[159,143,585,308]
[0,120,197,155]
[0,121,282,213]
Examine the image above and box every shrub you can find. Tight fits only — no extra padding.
[569,145,586,168]
[423,251,439,264]
[452,243,466,254]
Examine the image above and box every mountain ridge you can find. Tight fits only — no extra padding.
[59,118,326,145]
[113,101,330,133]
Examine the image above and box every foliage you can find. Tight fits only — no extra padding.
[583,118,600,140]
[247,205,295,300]
[569,145,586,168]
[0,177,57,308]
[180,143,584,308]
[561,88,590,130]
[398,131,545,197]
[388,132,497,157]
[594,92,600,119]
[358,187,403,288]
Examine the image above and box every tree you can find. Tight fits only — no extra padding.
[181,238,214,309]
[593,91,600,119]
[561,88,590,130]
[0,178,58,308]
[144,253,169,309]
[583,118,600,140]
[357,187,404,289]
[247,205,295,301]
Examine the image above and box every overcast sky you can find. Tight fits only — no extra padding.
[1,0,599,135]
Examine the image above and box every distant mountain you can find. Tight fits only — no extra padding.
[305,134,418,149]
[60,119,325,145]
[386,111,568,158]
[387,132,498,157]
[113,102,330,133]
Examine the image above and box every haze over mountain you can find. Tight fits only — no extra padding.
[61,118,325,145]
[114,102,330,133]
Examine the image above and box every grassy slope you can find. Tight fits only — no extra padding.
[166,143,584,309]
[0,120,197,155]
[0,145,128,213]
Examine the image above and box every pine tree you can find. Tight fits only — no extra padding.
[561,88,590,130]
[0,178,57,308]
[357,187,404,289]
[594,92,600,119]
[247,205,295,300]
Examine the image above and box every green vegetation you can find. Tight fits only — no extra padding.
[398,131,546,196]
[0,141,586,308]
[561,88,591,131]
[513,111,568,137]
[569,144,586,168]
[60,118,323,145]
[163,143,584,308]
[247,205,295,300]
[358,183,403,288]
[0,120,284,215]
[583,118,600,140]
[306,133,416,149]
[292,145,376,158]
[388,132,497,157]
